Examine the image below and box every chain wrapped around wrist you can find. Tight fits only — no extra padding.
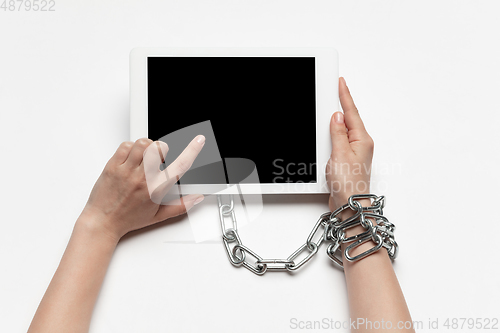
[217,194,398,275]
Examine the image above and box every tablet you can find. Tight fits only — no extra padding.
[130,47,339,195]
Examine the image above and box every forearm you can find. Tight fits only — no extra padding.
[28,214,118,333]
[341,202,414,333]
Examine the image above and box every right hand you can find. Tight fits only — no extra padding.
[80,136,205,242]
[325,77,374,211]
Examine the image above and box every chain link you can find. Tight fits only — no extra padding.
[217,194,398,275]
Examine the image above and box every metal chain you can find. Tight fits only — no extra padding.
[217,194,398,275]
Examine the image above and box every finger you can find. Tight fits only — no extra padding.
[164,135,205,184]
[154,194,204,222]
[108,141,134,166]
[339,77,369,142]
[143,141,170,202]
[330,111,350,154]
[124,138,153,168]
[142,141,169,171]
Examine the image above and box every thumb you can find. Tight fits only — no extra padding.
[154,194,204,222]
[330,112,350,154]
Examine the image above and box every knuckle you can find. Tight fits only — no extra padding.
[119,141,134,152]
[335,128,347,136]
[132,173,147,190]
[365,135,375,149]
[115,141,134,159]
[103,164,115,177]
[121,141,134,148]
[136,138,152,147]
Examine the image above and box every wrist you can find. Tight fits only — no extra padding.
[330,191,371,213]
[339,198,371,219]
[337,196,390,267]
[75,210,121,247]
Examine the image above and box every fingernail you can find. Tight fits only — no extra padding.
[196,135,205,145]
[334,112,344,124]
[193,195,204,206]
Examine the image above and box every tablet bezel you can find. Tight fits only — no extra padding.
[130,47,339,194]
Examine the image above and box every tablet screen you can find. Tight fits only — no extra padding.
[147,56,317,185]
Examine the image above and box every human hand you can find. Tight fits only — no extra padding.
[326,77,374,211]
[79,136,205,242]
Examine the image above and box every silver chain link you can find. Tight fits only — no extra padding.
[217,194,398,275]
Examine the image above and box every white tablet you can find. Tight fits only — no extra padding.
[130,47,339,195]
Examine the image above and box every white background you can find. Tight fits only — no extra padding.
[1,1,499,332]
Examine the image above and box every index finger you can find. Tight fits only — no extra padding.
[164,135,206,185]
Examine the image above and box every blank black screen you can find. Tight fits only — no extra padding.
[147,56,316,184]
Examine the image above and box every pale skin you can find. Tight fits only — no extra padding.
[327,77,414,332]
[28,77,413,333]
